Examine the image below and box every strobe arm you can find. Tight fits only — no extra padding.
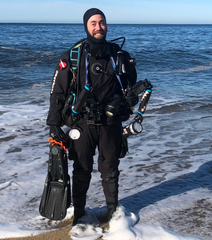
[123,79,153,138]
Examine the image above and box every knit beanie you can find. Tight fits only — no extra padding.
[83,8,106,34]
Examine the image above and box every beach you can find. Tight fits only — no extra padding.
[3,225,74,240]
[0,23,212,240]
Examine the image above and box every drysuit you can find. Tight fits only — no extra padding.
[47,8,137,224]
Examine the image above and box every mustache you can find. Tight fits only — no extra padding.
[93,30,105,35]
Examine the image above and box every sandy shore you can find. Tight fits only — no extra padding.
[2,229,104,240]
[2,218,105,240]
[5,226,74,240]
[2,228,104,240]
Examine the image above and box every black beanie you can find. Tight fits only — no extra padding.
[83,8,106,33]
[83,8,109,57]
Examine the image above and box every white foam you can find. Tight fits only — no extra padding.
[69,210,103,240]
[0,93,210,239]
[69,207,202,240]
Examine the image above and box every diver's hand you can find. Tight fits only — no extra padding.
[49,125,66,142]
[134,114,143,123]
[125,93,139,107]
[144,79,153,89]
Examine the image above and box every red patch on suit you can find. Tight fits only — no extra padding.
[59,59,67,70]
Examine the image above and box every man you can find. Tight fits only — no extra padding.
[46,8,137,225]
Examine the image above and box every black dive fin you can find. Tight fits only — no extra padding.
[39,143,71,220]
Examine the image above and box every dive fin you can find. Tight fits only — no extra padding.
[39,140,71,220]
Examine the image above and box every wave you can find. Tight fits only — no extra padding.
[141,63,212,75]
[149,100,212,114]
[1,46,31,52]
[1,46,17,50]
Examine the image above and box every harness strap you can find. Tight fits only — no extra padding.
[69,38,86,70]
[85,50,89,85]
[70,45,81,70]
[109,55,125,93]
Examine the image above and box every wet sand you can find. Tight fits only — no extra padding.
[2,218,105,240]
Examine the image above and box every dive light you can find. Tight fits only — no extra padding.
[69,83,91,139]
[123,120,143,138]
[105,94,122,117]
[72,83,91,115]
[68,127,82,140]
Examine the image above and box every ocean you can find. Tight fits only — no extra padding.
[0,23,212,240]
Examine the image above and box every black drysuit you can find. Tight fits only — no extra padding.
[47,41,137,220]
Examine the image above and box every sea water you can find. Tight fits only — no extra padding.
[0,23,212,240]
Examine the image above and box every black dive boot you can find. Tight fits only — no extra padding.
[107,201,118,221]
[102,171,119,221]
[72,170,91,226]
[72,207,85,226]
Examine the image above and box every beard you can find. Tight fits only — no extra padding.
[92,30,106,39]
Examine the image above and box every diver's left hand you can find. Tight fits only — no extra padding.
[49,125,67,142]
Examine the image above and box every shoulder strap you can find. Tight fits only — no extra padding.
[70,46,81,70]
[69,38,87,70]
[109,54,125,93]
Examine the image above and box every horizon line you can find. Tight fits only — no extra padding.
[1,22,212,25]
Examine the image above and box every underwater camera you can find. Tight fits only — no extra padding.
[105,94,122,117]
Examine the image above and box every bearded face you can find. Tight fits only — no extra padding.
[87,14,107,40]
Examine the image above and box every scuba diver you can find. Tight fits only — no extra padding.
[41,8,152,226]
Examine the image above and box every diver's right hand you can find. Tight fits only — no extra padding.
[49,125,66,142]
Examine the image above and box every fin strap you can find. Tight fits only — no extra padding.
[48,137,67,153]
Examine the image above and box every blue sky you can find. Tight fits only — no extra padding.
[0,0,212,24]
